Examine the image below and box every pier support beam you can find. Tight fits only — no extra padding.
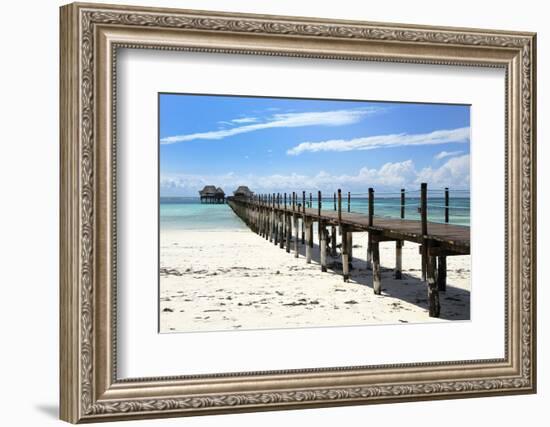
[395,240,403,279]
[341,226,350,282]
[331,226,337,257]
[293,214,299,258]
[427,249,441,317]
[347,231,353,269]
[372,238,381,295]
[320,224,328,272]
[437,256,447,292]
[367,233,373,270]
[305,218,312,263]
[285,213,291,253]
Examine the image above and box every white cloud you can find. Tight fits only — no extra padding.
[434,150,464,160]
[287,127,470,155]
[160,156,469,196]
[160,107,381,144]
[231,117,258,124]
[416,154,470,188]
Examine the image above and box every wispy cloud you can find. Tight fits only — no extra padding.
[231,117,258,124]
[160,107,381,144]
[160,155,470,196]
[287,127,470,156]
[434,150,464,160]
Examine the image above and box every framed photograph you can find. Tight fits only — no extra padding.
[60,2,536,423]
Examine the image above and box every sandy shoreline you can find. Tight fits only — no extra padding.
[160,227,470,333]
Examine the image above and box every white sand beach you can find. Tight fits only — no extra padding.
[160,227,470,333]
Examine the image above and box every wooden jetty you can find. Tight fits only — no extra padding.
[227,184,470,318]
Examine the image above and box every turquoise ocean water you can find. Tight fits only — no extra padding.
[160,195,470,230]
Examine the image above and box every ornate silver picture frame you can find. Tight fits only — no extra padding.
[60,2,536,423]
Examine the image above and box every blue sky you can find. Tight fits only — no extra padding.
[159,93,470,196]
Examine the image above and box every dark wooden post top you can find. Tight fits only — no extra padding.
[347,191,351,213]
[302,191,306,213]
[400,188,405,219]
[444,187,449,224]
[421,183,428,236]
[337,189,342,222]
[318,191,322,217]
[368,187,374,226]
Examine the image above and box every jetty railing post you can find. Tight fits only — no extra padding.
[301,191,306,244]
[368,188,374,226]
[317,191,322,247]
[309,192,312,209]
[337,189,342,224]
[444,187,449,224]
[293,206,299,258]
[333,192,336,211]
[279,193,284,249]
[421,182,428,282]
[437,255,447,292]
[367,188,374,271]
[400,188,405,219]
[347,191,351,213]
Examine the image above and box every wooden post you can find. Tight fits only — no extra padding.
[284,192,287,210]
[395,240,403,279]
[341,226,350,281]
[427,246,440,317]
[421,183,428,281]
[331,225,337,257]
[347,231,353,268]
[305,218,312,263]
[309,192,312,209]
[285,210,291,253]
[301,191,306,244]
[347,191,351,213]
[279,211,284,249]
[320,222,327,272]
[333,192,336,211]
[337,189,342,223]
[367,233,372,270]
[400,188,405,219]
[372,237,381,294]
[368,188,374,226]
[444,187,449,223]
[293,212,299,258]
[318,191,322,247]
[437,256,447,291]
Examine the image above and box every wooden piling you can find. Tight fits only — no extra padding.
[347,191,351,213]
[437,256,447,291]
[293,212,299,258]
[372,237,381,294]
[285,211,291,253]
[318,191,322,247]
[427,247,440,317]
[421,183,428,281]
[305,218,312,263]
[395,240,403,279]
[331,225,337,257]
[341,226,350,281]
[320,223,327,272]
[367,233,372,270]
[333,192,336,211]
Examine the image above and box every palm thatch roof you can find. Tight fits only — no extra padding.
[199,185,217,196]
[233,186,254,197]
